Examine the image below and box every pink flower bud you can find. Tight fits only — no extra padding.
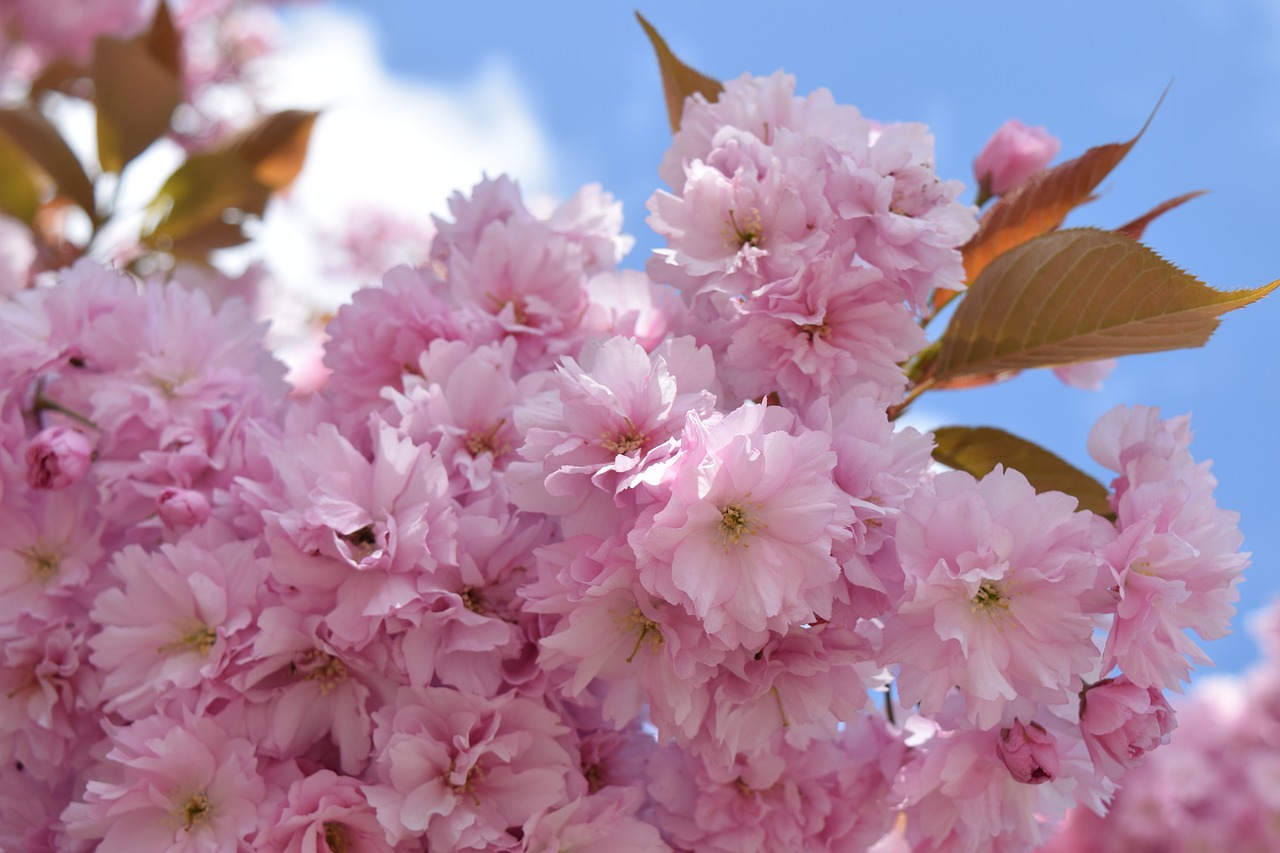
[1080,677,1176,778]
[25,426,93,489]
[997,720,1059,784]
[973,119,1060,201]
[157,487,211,528]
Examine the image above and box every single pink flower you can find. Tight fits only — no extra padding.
[996,719,1059,784]
[973,119,1060,201]
[25,427,93,489]
[1079,677,1176,779]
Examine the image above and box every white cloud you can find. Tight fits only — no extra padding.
[235,5,559,378]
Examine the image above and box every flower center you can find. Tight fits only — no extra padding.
[443,757,483,806]
[800,318,831,341]
[159,621,217,656]
[485,293,530,326]
[464,419,509,458]
[620,608,663,663]
[324,821,353,853]
[291,649,348,694]
[338,524,378,561]
[725,207,763,249]
[21,545,60,582]
[717,501,762,548]
[176,792,212,831]
[971,581,1010,616]
[600,418,647,455]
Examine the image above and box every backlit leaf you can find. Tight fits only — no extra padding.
[1116,190,1207,240]
[92,2,185,173]
[229,110,319,190]
[0,107,97,219]
[143,110,318,251]
[933,228,1279,383]
[0,133,40,223]
[932,426,1114,518]
[636,12,723,133]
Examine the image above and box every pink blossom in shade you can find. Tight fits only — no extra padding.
[1079,677,1176,780]
[580,269,678,352]
[704,619,879,756]
[88,538,263,720]
[0,486,104,623]
[721,253,927,408]
[647,128,833,298]
[398,337,530,498]
[24,426,94,489]
[362,686,575,850]
[633,404,853,650]
[259,769,398,853]
[878,467,1104,729]
[1088,405,1247,689]
[646,721,901,853]
[996,719,1060,784]
[61,707,267,852]
[0,767,83,853]
[322,264,469,432]
[68,279,286,460]
[531,536,723,741]
[973,119,1061,199]
[236,606,387,778]
[258,420,457,649]
[521,789,671,853]
[1052,358,1117,391]
[157,486,212,528]
[510,335,716,520]
[446,217,594,372]
[0,612,102,784]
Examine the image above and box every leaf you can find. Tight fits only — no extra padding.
[932,426,1114,518]
[229,110,319,190]
[143,110,318,249]
[958,91,1166,291]
[0,108,97,219]
[145,151,267,245]
[636,12,723,133]
[145,0,182,77]
[1116,190,1207,240]
[933,228,1280,383]
[0,133,41,223]
[92,1,185,173]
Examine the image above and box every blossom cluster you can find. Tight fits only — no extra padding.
[0,71,1249,852]
[1042,595,1280,853]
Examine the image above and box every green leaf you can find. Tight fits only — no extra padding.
[933,228,1280,383]
[636,12,723,133]
[0,107,97,219]
[932,426,1114,518]
[145,151,267,245]
[92,1,184,173]
[143,110,319,251]
[0,133,41,223]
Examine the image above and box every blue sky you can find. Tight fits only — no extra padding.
[312,0,1280,673]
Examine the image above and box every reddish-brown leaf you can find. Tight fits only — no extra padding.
[932,426,1114,518]
[229,110,319,190]
[636,12,723,133]
[933,228,1280,383]
[92,18,184,173]
[959,93,1165,290]
[1116,190,1208,240]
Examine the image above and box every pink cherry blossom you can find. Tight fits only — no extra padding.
[973,119,1061,200]
[25,426,94,489]
[1079,677,1176,780]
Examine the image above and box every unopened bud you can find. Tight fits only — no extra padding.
[25,427,93,489]
[997,719,1059,784]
